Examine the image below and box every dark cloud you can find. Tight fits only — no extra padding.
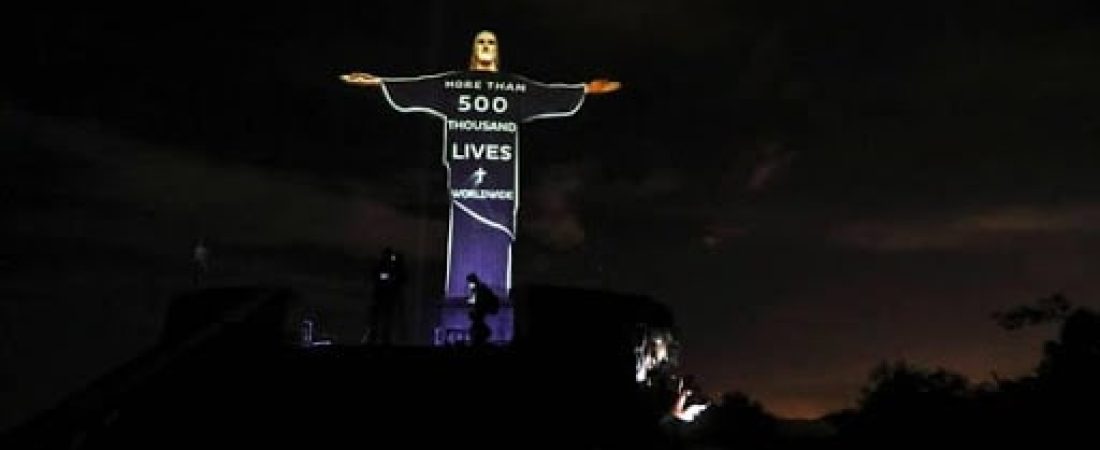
[746,143,796,192]
[830,203,1100,252]
[9,110,444,257]
[525,163,588,249]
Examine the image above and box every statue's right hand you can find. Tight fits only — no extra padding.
[340,72,381,86]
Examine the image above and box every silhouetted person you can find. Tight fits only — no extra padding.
[192,238,209,286]
[465,273,500,346]
[367,247,406,344]
[637,333,675,385]
[636,325,683,427]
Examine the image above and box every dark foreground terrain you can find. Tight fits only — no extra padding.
[3,285,674,450]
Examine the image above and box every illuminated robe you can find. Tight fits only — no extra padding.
[380,71,585,299]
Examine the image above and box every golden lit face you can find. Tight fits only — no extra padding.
[471,31,499,70]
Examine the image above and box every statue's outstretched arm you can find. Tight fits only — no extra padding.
[584,79,621,95]
[340,72,382,87]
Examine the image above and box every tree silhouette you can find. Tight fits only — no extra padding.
[758,295,1100,447]
[704,391,778,448]
[859,361,970,411]
[1009,300,1100,442]
[970,296,1100,444]
[847,360,972,444]
[991,294,1100,398]
[1037,308,1100,382]
[992,293,1072,331]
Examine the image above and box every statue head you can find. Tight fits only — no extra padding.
[469,30,499,72]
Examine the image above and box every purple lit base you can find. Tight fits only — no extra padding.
[433,298,513,346]
[445,206,513,299]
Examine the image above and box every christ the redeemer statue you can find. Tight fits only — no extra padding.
[342,30,618,341]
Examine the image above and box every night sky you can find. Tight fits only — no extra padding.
[4,0,1100,425]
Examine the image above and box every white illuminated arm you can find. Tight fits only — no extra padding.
[636,355,655,382]
[670,388,709,422]
[677,404,709,422]
[671,389,690,417]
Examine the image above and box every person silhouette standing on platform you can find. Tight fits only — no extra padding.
[192,238,210,286]
[367,247,406,345]
[465,273,500,346]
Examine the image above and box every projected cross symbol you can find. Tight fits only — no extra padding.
[472,167,487,186]
[341,30,618,342]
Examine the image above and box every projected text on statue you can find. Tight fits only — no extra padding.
[380,71,585,298]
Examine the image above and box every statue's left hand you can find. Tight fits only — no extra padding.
[341,72,382,86]
[585,79,621,95]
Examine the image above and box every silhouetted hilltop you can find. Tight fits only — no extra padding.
[3,284,678,450]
